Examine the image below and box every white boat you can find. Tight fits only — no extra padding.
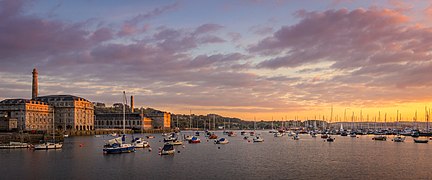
[0,142,29,149]
[110,133,118,137]
[164,136,176,142]
[253,136,264,142]
[184,135,193,141]
[34,110,63,150]
[132,138,150,148]
[160,144,175,155]
[103,92,135,154]
[168,140,183,146]
[63,134,69,138]
[274,132,283,137]
[287,131,295,136]
[215,138,229,144]
[392,135,405,142]
[34,142,63,150]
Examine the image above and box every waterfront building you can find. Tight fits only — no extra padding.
[0,68,94,132]
[0,99,52,131]
[34,95,94,131]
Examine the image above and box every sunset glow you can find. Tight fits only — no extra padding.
[1,0,432,121]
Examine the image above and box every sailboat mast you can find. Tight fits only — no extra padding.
[53,109,55,142]
[123,91,126,135]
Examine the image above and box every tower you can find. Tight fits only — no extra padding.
[130,96,134,113]
[32,68,38,99]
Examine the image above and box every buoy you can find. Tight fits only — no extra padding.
[177,151,180,153]
[182,145,185,148]
[79,144,83,147]
[218,147,220,149]
[248,140,250,142]
[149,148,152,152]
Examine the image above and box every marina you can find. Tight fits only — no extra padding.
[1,130,432,179]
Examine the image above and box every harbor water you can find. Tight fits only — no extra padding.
[1,131,431,179]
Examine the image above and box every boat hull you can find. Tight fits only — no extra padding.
[103,146,135,154]
[34,143,63,150]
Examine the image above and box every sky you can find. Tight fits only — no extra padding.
[1,0,432,122]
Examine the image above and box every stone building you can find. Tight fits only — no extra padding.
[0,99,52,131]
[94,113,151,130]
[146,111,171,129]
[35,95,94,131]
[0,68,94,132]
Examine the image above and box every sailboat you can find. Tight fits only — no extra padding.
[103,91,135,154]
[253,118,264,142]
[34,110,63,150]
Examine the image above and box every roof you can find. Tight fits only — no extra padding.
[0,98,48,105]
[34,95,91,102]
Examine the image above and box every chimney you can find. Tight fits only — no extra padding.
[130,96,134,113]
[32,68,38,99]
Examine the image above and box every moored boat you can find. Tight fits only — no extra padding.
[209,134,218,139]
[372,135,387,141]
[132,138,150,148]
[188,136,201,143]
[168,140,183,146]
[0,142,30,149]
[392,135,405,142]
[215,138,229,144]
[253,136,264,142]
[34,142,63,150]
[103,136,135,154]
[413,138,429,143]
[160,144,175,155]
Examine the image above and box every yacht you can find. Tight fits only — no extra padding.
[253,136,264,142]
[392,135,405,142]
[160,144,175,155]
[131,138,150,148]
[103,136,135,154]
[215,138,229,144]
[188,136,201,143]
[274,132,283,137]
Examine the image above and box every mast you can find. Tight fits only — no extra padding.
[189,110,192,130]
[53,109,55,142]
[123,91,126,135]
[330,105,333,130]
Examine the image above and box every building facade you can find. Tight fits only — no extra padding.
[94,113,147,130]
[0,99,52,131]
[35,95,94,131]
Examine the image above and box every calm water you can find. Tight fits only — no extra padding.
[1,131,432,180]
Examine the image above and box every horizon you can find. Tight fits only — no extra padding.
[1,0,432,121]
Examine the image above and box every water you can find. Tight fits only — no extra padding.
[1,131,432,180]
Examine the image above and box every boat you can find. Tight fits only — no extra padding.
[103,136,135,154]
[392,135,405,142]
[0,142,29,149]
[160,144,175,155]
[34,142,63,150]
[188,136,201,143]
[321,134,329,139]
[413,138,429,143]
[349,132,357,138]
[274,132,283,137]
[146,135,155,139]
[327,136,335,142]
[293,134,300,140]
[228,131,236,137]
[310,132,317,138]
[372,135,387,141]
[34,109,62,150]
[168,140,183,146]
[63,134,69,138]
[164,136,176,142]
[240,131,247,135]
[208,134,218,139]
[102,92,135,154]
[110,133,118,137]
[95,135,102,138]
[215,138,229,144]
[287,131,295,136]
[249,132,255,136]
[253,136,264,142]
[195,131,200,136]
[131,138,150,148]
[340,131,348,136]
